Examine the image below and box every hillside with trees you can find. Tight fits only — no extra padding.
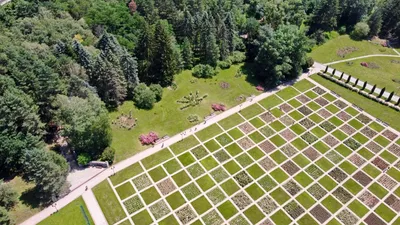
[1,0,400,223]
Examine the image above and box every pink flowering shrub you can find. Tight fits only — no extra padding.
[212,103,226,111]
[360,62,368,67]
[256,85,264,91]
[139,132,159,145]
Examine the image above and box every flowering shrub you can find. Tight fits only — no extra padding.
[336,46,358,58]
[360,62,379,69]
[139,132,159,145]
[212,103,226,111]
[128,0,137,14]
[256,85,264,91]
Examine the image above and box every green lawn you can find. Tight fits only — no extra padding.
[110,65,259,161]
[7,177,42,224]
[93,181,126,224]
[38,197,94,225]
[309,35,396,63]
[312,75,400,131]
[331,56,400,93]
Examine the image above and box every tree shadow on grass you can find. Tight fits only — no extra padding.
[20,187,43,209]
[240,62,261,87]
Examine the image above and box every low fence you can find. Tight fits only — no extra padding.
[322,66,400,104]
[318,72,400,111]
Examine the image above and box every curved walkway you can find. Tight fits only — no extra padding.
[325,54,400,65]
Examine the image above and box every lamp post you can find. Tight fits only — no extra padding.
[111,166,115,176]
[52,203,58,212]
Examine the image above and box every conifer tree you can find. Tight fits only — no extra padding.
[224,12,236,53]
[200,12,220,67]
[135,22,154,83]
[73,40,93,71]
[151,20,178,86]
[91,55,127,108]
[120,50,139,98]
[182,38,194,69]
[181,9,194,41]
[218,22,229,60]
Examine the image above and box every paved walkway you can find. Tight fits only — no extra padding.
[21,65,321,225]
[325,54,400,65]
[82,190,108,225]
[0,0,11,6]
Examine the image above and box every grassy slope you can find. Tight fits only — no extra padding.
[309,35,396,63]
[311,75,400,131]
[110,65,259,162]
[331,57,400,93]
[7,177,41,224]
[37,197,94,225]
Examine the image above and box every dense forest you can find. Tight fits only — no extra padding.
[1,0,400,223]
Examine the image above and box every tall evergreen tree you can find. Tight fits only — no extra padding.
[180,9,194,42]
[309,0,339,32]
[91,55,127,108]
[224,12,236,53]
[22,148,68,202]
[200,12,220,67]
[135,22,154,83]
[182,37,194,69]
[97,32,123,60]
[120,50,139,98]
[218,22,229,60]
[368,9,383,36]
[0,76,43,174]
[151,20,179,86]
[73,40,93,72]
[201,31,220,67]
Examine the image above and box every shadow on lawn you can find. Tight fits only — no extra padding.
[240,62,260,87]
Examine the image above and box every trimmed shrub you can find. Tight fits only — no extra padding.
[302,57,314,70]
[351,22,370,40]
[0,183,18,210]
[77,153,91,166]
[192,64,217,78]
[187,114,200,123]
[378,87,385,98]
[354,78,359,87]
[149,84,163,102]
[0,207,12,225]
[218,60,232,69]
[346,75,351,83]
[229,51,246,64]
[370,84,376,94]
[133,83,156,109]
[100,147,115,164]
[362,81,367,90]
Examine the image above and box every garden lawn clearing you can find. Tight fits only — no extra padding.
[330,56,400,93]
[309,35,396,63]
[110,65,259,162]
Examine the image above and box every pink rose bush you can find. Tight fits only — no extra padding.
[139,131,159,145]
[212,103,226,111]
